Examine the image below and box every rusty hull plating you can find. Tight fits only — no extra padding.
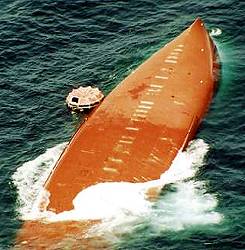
[16,18,219,248]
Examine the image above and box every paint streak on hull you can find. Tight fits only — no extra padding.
[15,18,219,249]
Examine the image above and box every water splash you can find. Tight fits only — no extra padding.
[12,142,67,218]
[210,28,222,37]
[89,139,222,237]
[12,139,222,235]
[150,181,221,232]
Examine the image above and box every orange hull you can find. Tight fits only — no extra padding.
[15,18,219,248]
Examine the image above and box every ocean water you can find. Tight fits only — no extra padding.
[0,0,244,249]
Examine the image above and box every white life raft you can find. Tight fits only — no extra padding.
[66,86,104,111]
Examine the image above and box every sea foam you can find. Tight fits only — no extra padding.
[12,139,222,234]
[210,28,222,37]
[12,142,67,217]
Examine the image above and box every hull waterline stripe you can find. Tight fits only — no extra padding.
[170,52,179,55]
[119,140,134,144]
[164,59,177,64]
[108,157,123,163]
[125,127,139,131]
[138,105,152,109]
[155,75,168,79]
[174,100,185,105]
[131,118,142,122]
[133,113,147,118]
[174,48,183,52]
[167,56,178,59]
[146,93,160,96]
[140,100,154,105]
[135,109,148,113]
[148,89,161,92]
[133,177,141,182]
[150,84,163,88]
[103,167,119,173]
[121,135,135,140]
[150,153,162,163]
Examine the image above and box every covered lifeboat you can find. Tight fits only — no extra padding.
[66,86,104,112]
[15,18,219,249]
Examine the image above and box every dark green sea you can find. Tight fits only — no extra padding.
[0,0,244,249]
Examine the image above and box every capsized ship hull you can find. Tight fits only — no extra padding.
[15,18,219,248]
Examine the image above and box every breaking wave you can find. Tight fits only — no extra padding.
[12,139,222,236]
